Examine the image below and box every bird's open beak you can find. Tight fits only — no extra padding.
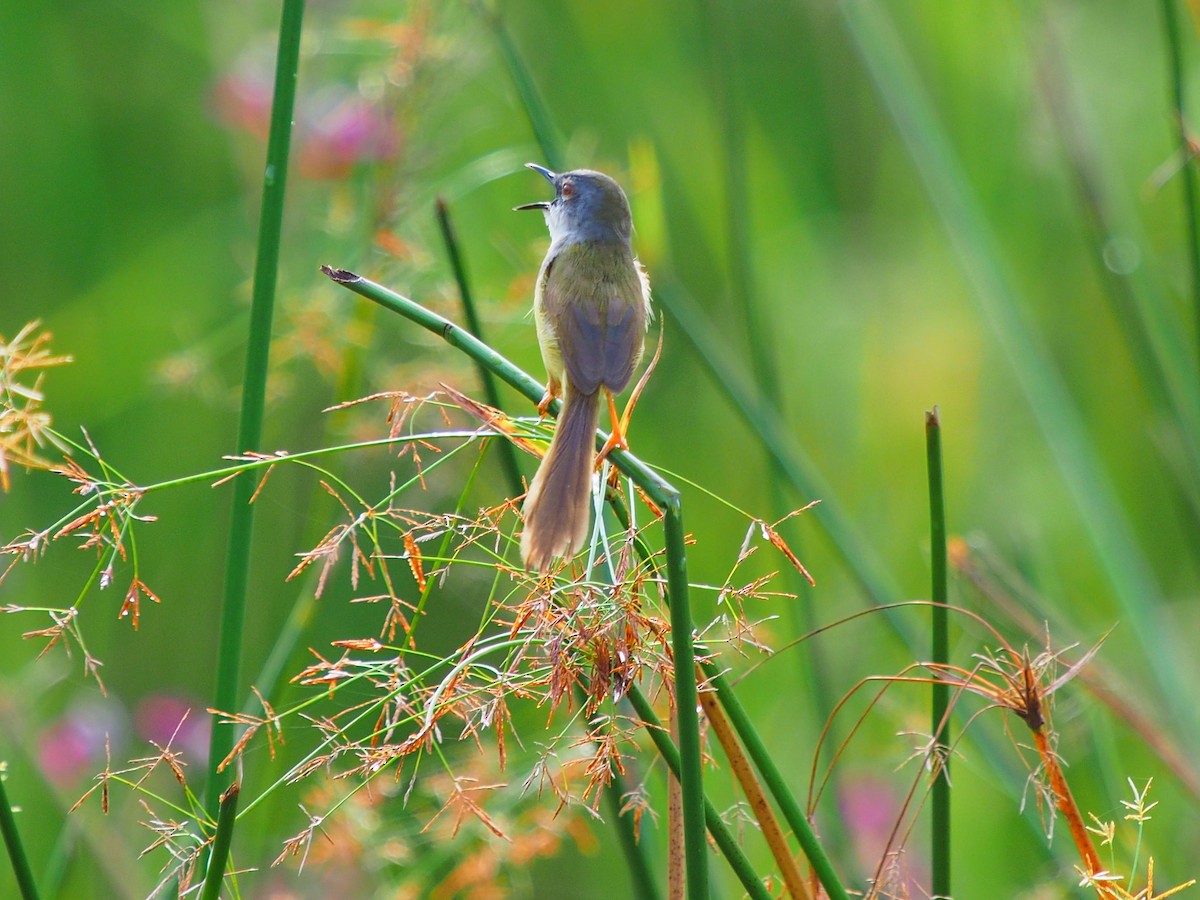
[513,162,556,211]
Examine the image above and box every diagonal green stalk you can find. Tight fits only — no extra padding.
[701,0,854,868]
[1160,0,1200,370]
[486,11,565,172]
[322,268,709,898]
[199,782,240,900]
[700,666,849,900]
[605,464,849,898]
[0,767,38,900]
[434,197,526,497]
[204,0,307,820]
[1031,15,1200,461]
[926,409,950,899]
[840,0,1186,725]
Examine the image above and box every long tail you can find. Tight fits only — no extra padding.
[520,382,600,572]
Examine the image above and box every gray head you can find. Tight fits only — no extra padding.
[515,163,632,247]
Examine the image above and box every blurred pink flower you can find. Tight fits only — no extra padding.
[38,700,122,786]
[134,693,210,765]
[297,93,400,180]
[212,49,400,181]
[838,773,928,892]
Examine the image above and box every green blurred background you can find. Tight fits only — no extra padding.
[2,0,1198,896]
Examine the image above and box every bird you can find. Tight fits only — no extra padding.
[514,163,651,572]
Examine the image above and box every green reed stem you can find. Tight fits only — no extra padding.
[0,768,38,900]
[660,501,707,899]
[322,268,708,898]
[487,11,565,172]
[926,408,950,899]
[200,782,240,900]
[204,0,306,823]
[702,666,849,900]
[434,197,526,498]
[606,467,849,898]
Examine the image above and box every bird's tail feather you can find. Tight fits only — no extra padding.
[520,384,600,572]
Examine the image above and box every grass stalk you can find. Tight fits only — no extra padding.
[0,768,38,900]
[661,504,708,899]
[602,759,661,900]
[607,464,850,899]
[699,9,852,864]
[1031,15,1200,470]
[486,10,565,172]
[199,782,240,900]
[434,197,526,501]
[926,409,950,899]
[1159,0,1200,370]
[321,268,709,898]
[204,0,307,820]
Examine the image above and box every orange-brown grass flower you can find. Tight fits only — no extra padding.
[782,601,1137,899]
[0,320,72,490]
[210,686,284,773]
[951,536,1200,804]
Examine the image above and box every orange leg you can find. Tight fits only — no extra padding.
[537,376,561,418]
[597,390,632,463]
[596,328,660,463]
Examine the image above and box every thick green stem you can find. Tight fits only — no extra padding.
[205,0,307,818]
[926,409,950,898]
[434,197,525,499]
[661,503,708,899]
[0,768,38,900]
[200,782,240,900]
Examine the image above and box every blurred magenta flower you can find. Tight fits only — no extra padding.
[38,700,122,786]
[134,693,210,765]
[212,49,400,181]
[839,773,929,892]
[297,89,400,180]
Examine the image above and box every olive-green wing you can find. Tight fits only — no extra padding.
[541,242,647,395]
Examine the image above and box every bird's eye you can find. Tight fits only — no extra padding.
[560,180,574,199]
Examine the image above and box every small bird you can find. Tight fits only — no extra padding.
[515,164,651,572]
